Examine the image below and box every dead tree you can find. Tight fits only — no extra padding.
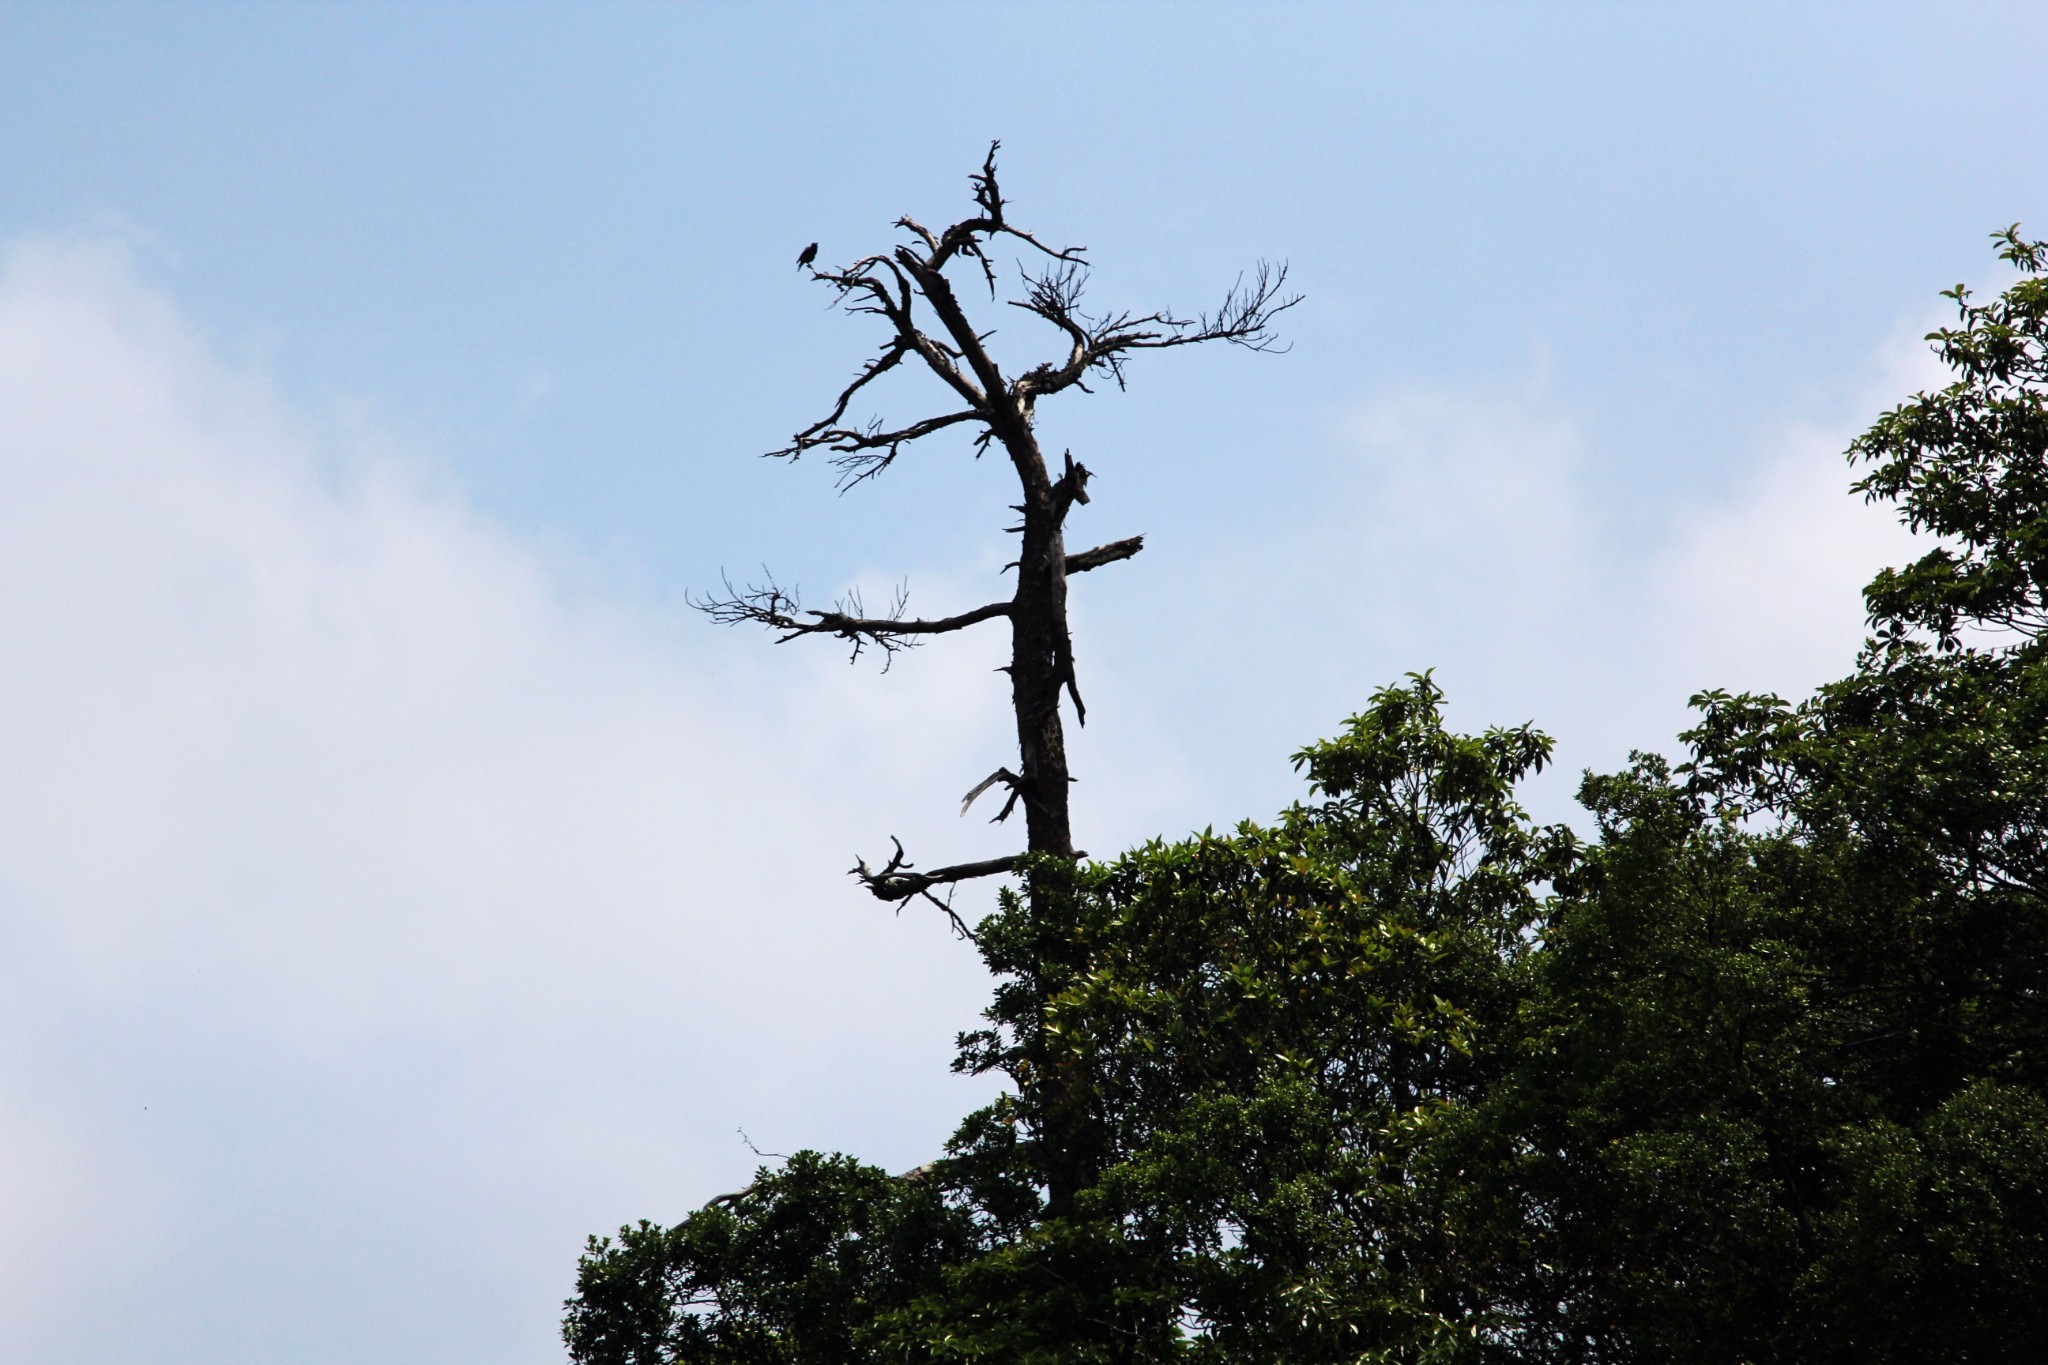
[698,143,1294,920]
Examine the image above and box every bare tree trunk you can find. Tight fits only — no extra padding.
[1011,451,1075,860]
[696,141,1294,1220]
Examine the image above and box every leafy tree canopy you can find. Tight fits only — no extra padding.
[566,232,2048,1363]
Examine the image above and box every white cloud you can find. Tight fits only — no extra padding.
[1157,344,1937,832]
[0,239,1955,1363]
[0,241,1012,1364]
[1650,417,1909,701]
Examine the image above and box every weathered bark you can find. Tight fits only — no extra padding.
[1008,448,1077,860]
[696,142,1294,1219]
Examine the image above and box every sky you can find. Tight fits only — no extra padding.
[0,4,2044,1361]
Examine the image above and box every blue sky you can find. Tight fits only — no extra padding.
[1,4,2045,1362]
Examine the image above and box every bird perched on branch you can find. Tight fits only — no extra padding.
[796,242,818,269]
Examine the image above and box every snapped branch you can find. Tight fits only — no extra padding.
[1051,449,1092,525]
[960,767,1027,823]
[853,837,1020,901]
[851,837,1029,938]
[1065,535,1144,575]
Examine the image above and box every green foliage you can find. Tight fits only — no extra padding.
[1853,227,2048,646]
[564,1152,980,1364]
[1453,736,2048,1360]
[567,232,2048,1362]
[947,676,1576,1360]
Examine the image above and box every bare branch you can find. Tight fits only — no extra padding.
[878,146,1091,425]
[773,334,913,452]
[803,595,1011,645]
[782,147,1283,499]
[1186,260,1302,352]
[1012,261,1094,388]
[960,767,1029,824]
[926,141,1088,280]
[776,406,985,490]
[1008,534,1146,578]
[690,573,1009,666]
[811,253,916,328]
[737,1128,789,1161]
[898,252,1016,423]
[778,252,990,482]
[780,151,1292,496]
[1065,535,1144,575]
[1051,449,1092,524]
[1011,259,1301,401]
[756,148,1289,933]
[851,836,1020,905]
[894,216,941,254]
[916,885,979,941]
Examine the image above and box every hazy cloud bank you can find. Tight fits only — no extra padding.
[0,241,1015,1364]
[1147,351,1932,832]
[0,241,1936,1362]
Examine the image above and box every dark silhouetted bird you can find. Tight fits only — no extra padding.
[796,242,818,269]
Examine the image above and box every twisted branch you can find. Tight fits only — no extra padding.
[772,141,1295,487]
